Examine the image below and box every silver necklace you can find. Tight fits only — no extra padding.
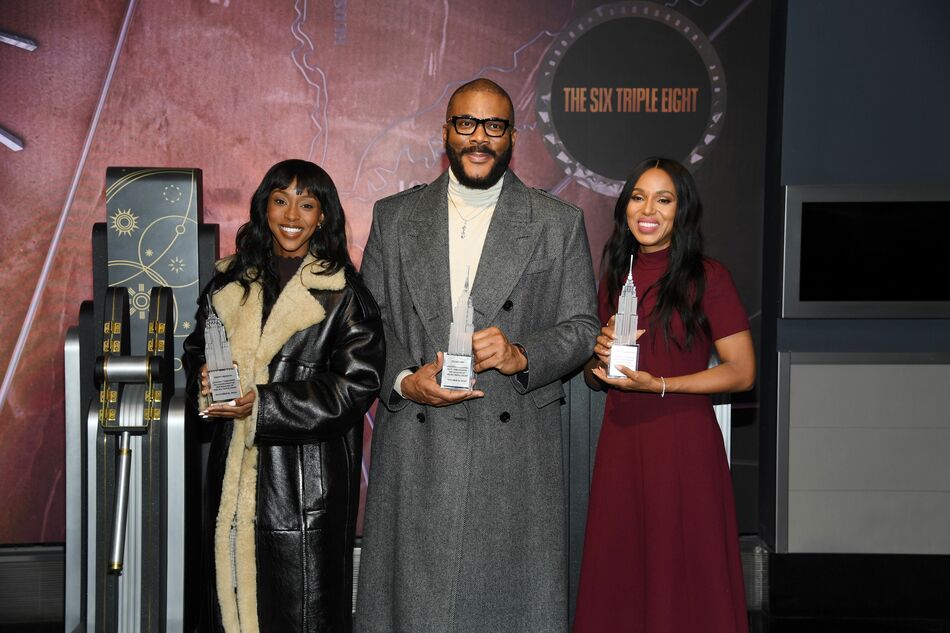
[448,194,494,239]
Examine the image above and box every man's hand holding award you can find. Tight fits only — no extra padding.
[441,275,476,390]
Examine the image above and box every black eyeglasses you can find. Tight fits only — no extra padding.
[447,116,511,137]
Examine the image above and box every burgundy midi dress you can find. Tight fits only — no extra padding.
[573,247,750,633]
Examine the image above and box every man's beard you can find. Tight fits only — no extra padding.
[445,141,512,190]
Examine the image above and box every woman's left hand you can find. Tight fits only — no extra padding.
[593,319,646,367]
[591,363,661,394]
[203,390,256,419]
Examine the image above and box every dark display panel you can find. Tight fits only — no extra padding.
[800,201,950,302]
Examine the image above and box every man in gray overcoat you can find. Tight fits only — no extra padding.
[356,78,599,633]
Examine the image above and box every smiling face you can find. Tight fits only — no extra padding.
[266,179,324,257]
[625,167,678,253]
[443,89,516,189]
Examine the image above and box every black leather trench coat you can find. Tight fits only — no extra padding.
[184,263,384,633]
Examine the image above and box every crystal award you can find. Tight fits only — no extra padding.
[608,256,640,378]
[441,272,475,390]
[204,295,242,402]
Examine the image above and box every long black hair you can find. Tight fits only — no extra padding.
[602,156,710,349]
[220,159,352,313]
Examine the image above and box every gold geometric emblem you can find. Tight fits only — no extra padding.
[110,208,139,237]
[127,283,150,320]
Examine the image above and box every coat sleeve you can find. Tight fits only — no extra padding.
[251,278,385,445]
[360,201,419,412]
[510,206,600,393]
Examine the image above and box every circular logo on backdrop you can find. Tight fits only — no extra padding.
[535,2,726,196]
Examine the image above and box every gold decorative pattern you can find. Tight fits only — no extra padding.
[106,169,204,376]
[110,208,139,237]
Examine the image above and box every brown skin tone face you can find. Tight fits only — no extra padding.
[442,89,516,189]
[266,179,324,258]
[626,168,677,254]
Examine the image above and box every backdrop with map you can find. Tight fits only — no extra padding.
[0,0,769,543]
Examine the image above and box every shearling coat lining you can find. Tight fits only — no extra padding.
[209,255,345,633]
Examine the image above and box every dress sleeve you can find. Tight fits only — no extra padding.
[702,259,750,341]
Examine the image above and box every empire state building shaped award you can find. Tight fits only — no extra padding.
[204,296,242,402]
[608,256,640,378]
[441,272,475,390]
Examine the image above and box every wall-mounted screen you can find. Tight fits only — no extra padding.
[782,185,950,318]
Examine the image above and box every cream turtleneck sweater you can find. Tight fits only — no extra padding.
[447,168,504,309]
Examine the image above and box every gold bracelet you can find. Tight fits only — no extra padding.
[660,376,666,398]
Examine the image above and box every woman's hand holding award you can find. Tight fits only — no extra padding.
[608,257,640,377]
[204,296,242,402]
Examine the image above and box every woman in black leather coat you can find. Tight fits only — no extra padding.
[183,159,384,633]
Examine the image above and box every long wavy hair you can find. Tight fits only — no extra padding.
[602,157,710,350]
[220,159,352,313]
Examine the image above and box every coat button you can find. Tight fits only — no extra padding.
[502,299,514,311]
[499,411,511,423]
[416,412,426,423]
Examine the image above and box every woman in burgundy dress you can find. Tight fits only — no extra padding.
[574,157,755,633]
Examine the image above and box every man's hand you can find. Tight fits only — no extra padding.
[472,326,528,375]
[400,352,485,406]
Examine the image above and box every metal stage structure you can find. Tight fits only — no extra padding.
[64,168,217,632]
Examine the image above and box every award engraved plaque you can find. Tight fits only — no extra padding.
[608,256,640,378]
[204,296,242,402]
[441,273,475,390]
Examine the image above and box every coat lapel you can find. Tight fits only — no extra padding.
[469,173,542,329]
[399,173,452,347]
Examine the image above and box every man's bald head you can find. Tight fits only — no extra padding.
[446,78,515,126]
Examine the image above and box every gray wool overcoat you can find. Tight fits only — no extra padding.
[355,171,599,633]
